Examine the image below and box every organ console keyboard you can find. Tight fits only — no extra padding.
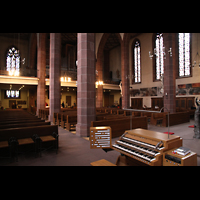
[112,128,183,166]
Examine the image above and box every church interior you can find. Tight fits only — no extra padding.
[0,33,199,166]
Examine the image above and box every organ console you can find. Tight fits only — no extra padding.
[112,128,183,166]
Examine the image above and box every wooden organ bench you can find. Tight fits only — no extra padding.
[90,159,116,166]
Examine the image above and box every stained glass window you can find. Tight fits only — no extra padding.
[6,47,20,76]
[6,90,11,98]
[134,40,141,83]
[179,33,190,77]
[155,33,164,80]
[5,90,20,98]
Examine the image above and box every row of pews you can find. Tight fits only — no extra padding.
[39,107,192,137]
[0,109,58,162]
[38,107,149,138]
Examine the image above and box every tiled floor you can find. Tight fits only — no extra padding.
[0,119,199,166]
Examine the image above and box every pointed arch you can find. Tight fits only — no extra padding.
[29,33,37,70]
[96,33,122,80]
[96,33,122,107]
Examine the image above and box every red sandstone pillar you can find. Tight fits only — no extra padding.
[104,50,110,80]
[163,33,176,113]
[36,33,46,116]
[96,56,103,108]
[96,85,103,107]
[49,33,61,122]
[76,33,96,137]
[121,38,130,109]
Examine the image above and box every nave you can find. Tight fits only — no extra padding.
[1,120,200,166]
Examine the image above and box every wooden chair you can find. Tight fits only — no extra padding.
[8,137,18,162]
[0,141,10,161]
[16,138,34,162]
[39,132,58,156]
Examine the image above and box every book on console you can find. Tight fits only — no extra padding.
[174,147,191,156]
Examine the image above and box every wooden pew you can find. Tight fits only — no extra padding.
[62,115,77,131]
[99,114,129,120]
[91,116,148,138]
[117,110,124,115]
[0,125,58,141]
[0,110,42,120]
[0,125,58,160]
[162,111,190,127]
[150,112,168,126]
[0,116,41,122]
[132,111,142,117]
[61,112,112,130]
[0,109,58,160]
[0,119,45,125]
[0,121,51,129]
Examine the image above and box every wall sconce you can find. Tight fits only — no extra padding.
[21,58,25,65]
[96,81,103,86]
[60,77,71,82]
[125,75,133,80]
[149,51,154,59]
[96,81,103,88]
[168,48,172,57]
[149,47,172,59]
[191,52,200,68]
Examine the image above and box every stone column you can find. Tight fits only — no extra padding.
[96,56,103,108]
[49,33,61,122]
[104,50,110,80]
[121,38,130,109]
[76,33,96,137]
[163,33,176,113]
[36,33,46,116]
[96,85,103,107]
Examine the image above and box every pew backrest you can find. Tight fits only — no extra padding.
[0,125,58,142]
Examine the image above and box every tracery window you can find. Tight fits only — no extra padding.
[133,40,141,83]
[6,47,20,76]
[179,33,190,77]
[155,33,164,80]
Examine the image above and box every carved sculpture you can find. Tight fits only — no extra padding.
[119,81,122,96]
[194,97,200,139]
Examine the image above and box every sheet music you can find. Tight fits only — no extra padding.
[90,127,111,149]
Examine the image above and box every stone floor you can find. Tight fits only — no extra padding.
[0,119,199,166]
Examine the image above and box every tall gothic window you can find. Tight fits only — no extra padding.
[133,40,141,83]
[179,33,190,77]
[155,33,164,80]
[6,47,20,76]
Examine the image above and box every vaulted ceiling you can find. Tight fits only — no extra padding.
[104,33,121,51]
[0,33,78,45]
[0,33,31,40]
[0,33,142,48]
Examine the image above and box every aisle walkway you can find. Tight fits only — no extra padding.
[0,126,119,166]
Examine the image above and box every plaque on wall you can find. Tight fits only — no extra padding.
[17,101,26,105]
